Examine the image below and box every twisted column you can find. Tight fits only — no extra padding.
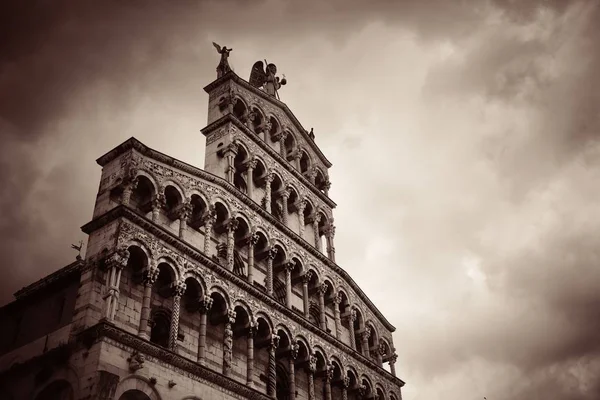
[289,341,299,399]
[197,295,213,365]
[284,260,295,308]
[307,353,317,400]
[169,280,187,350]
[302,271,313,318]
[348,309,357,350]
[312,213,322,251]
[266,247,278,297]
[226,219,239,271]
[318,282,328,330]
[103,247,129,321]
[203,207,217,257]
[223,308,237,377]
[246,233,259,285]
[247,320,257,387]
[297,199,307,238]
[121,177,138,206]
[264,173,275,213]
[138,264,159,339]
[267,334,280,398]
[333,293,342,340]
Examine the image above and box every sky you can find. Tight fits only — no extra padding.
[1,0,600,399]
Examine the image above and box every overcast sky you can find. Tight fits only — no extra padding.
[2,0,600,399]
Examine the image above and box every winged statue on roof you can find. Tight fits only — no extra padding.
[213,42,233,78]
[249,60,287,99]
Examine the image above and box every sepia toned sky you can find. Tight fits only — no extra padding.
[2,0,600,399]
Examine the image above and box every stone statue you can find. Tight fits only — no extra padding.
[213,42,232,78]
[249,60,287,99]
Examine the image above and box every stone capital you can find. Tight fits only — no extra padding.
[270,334,280,350]
[301,270,314,285]
[152,193,166,210]
[203,207,217,225]
[333,292,343,305]
[180,201,193,220]
[283,260,296,273]
[244,159,259,171]
[325,362,334,383]
[143,266,160,286]
[378,342,387,356]
[349,308,357,322]
[318,282,329,295]
[198,295,214,314]
[308,354,317,374]
[342,376,350,389]
[267,247,278,260]
[172,280,187,298]
[289,341,299,360]
[227,219,239,232]
[247,233,260,247]
[226,308,237,325]
[248,319,258,338]
[362,326,372,341]
[107,246,130,270]
[389,353,398,365]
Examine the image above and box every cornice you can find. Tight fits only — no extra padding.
[203,71,332,168]
[13,260,83,300]
[200,114,337,208]
[77,321,272,400]
[94,138,394,332]
[80,206,405,388]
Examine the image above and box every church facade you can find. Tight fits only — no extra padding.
[0,53,404,400]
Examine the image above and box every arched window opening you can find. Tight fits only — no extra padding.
[302,201,314,242]
[275,362,290,400]
[232,218,250,277]
[377,387,386,400]
[254,317,272,392]
[149,309,171,348]
[283,132,295,161]
[268,117,280,145]
[233,146,250,193]
[118,389,152,400]
[154,262,175,298]
[285,188,299,228]
[233,99,247,121]
[125,245,148,284]
[318,213,328,253]
[315,169,328,194]
[35,380,73,400]
[130,176,155,214]
[339,291,350,329]
[182,278,202,312]
[188,194,207,230]
[299,151,310,174]
[270,175,283,220]
[212,203,230,258]
[163,185,182,220]
[353,308,365,355]
[289,257,303,314]
[313,351,327,399]
[272,244,287,305]
[347,370,359,400]
[380,340,393,372]
[250,107,266,136]
[367,323,378,361]
[360,378,373,399]
[331,361,344,399]
[323,280,335,334]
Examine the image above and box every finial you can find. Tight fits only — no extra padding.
[71,240,83,260]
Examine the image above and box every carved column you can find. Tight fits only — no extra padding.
[389,353,398,377]
[264,173,275,213]
[121,177,138,206]
[169,280,187,350]
[178,201,192,240]
[307,353,317,400]
[313,214,322,251]
[341,376,350,400]
[246,233,259,285]
[307,168,317,185]
[226,219,239,271]
[151,193,164,222]
[324,362,334,400]
[245,159,258,200]
[325,224,336,262]
[361,326,372,358]
[323,180,331,197]
[104,247,129,321]
[284,260,295,308]
[297,199,307,238]
[246,320,257,387]
[318,282,328,330]
[376,342,385,366]
[203,207,216,257]
[267,334,280,398]
[333,293,342,340]
[348,309,357,350]
[302,271,313,318]
[224,142,239,184]
[266,247,278,297]
[278,131,289,159]
[289,342,299,399]
[293,151,302,171]
[281,187,291,226]
[138,264,159,339]
[223,309,236,377]
[197,296,213,364]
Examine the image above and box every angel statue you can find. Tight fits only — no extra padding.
[213,42,232,78]
[249,60,287,99]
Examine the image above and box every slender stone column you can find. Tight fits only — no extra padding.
[333,293,342,340]
[289,342,299,399]
[389,353,398,377]
[246,159,258,200]
[280,187,291,226]
[197,295,213,365]
[341,376,350,400]
[267,334,280,398]
[361,326,372,358]
[297,199,307,238]
[284,260,295,308]
[307,168,317,185]
[318,282,328,330]
[223,309,236,377]
[348,309,357,350]
[103,247,129,321]
[324,362,334,400]
[139,264,159,339]
[376,342,385,366]
[266,247,278,297]
[151,193,164,222]
[293,151,302,171]
[224,142,239,184]
[121,177,138,206]
[179,201,192,240]
[307,354,317,400]
[203,207,216,257]
[323,180,331,197]
[302,271,313,318]
[312,214,322,251]
[278,131,289,159]
[325,224,336,262]
[169,280,187,350]
[247,320,257,387]
[226,219,239,271]
[264,173,275,213]
[246,233,259,285]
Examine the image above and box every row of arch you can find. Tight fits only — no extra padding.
[226,93,331,195]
